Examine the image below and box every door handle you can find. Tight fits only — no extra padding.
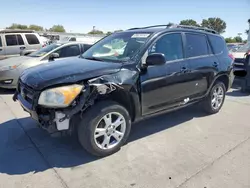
[20,47,26,50]
[213,62,218,67]
[181,67,188,73]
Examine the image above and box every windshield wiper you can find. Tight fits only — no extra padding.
[83,57,104,61]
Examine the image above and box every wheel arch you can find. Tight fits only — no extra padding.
[208,73,230,93]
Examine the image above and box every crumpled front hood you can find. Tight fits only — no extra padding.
[0,56,39,67]
[20,57,122,90]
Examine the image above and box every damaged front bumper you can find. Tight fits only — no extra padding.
[13,92,68,134]
[13,88,91,135]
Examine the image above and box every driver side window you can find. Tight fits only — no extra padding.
[143,33,184,63]
[55,45,80,58]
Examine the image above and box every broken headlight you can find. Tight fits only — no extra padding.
[38,84,83,108]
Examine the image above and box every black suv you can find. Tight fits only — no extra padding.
[13,24,235,156]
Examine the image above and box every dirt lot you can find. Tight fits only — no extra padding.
[0,79,249,188]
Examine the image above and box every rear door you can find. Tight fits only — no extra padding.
[24,34,42,50]
[183,32,218,98]
[4,34,26,56]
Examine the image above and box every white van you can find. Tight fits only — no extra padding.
[0,29,43,60]
[58,35,104,45]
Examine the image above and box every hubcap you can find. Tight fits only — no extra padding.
[94,112,126,150]
[211,85,224,110]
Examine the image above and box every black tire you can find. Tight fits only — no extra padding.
[202,81,226,114]
[78,100,131,157]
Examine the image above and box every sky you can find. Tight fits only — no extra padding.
[0,0,249,39]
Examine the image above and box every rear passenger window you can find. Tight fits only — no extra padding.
[0,36,2,47]
[149,33,184,61]
[17,34,24,45]
[25,34,40,45]
[5,35,18,46]
[186,33,209,58]
[208,35,226,54]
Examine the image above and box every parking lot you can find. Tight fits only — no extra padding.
[0,78,249,188]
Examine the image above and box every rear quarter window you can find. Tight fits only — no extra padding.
[25,34,40,45]
[208,35,227,54]
[0,36,2,47]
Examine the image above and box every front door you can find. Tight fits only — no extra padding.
[140,32,189,115]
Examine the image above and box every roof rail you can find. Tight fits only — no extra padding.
[0,29,35,34]
[172,24,218,34]
[127,24,218,34]
[127,24,173,30]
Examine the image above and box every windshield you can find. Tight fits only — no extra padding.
[236,43,250,52]
[28,43,62,57]
[81,32,152,62]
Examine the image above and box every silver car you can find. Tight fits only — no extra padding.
[0,41,93,89]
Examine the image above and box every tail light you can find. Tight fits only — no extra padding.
[228,53,234,60]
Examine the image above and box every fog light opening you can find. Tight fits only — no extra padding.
[1,79,13,84]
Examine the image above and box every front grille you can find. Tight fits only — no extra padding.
[234,58,245,63]
[18,80,35,104]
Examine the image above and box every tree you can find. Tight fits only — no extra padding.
[88,30,104,34]
[114,29,123,33]
[7,23,28,30]
[225,37,235,43]
[179,19,200,27]
[106,31,113,35]
[49,25,65,32]
[234,36,243,43]
[201,17,226,34]
[29,24,43,31]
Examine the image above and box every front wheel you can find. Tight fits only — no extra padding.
[78,101,131,157]
[202,81,226,114]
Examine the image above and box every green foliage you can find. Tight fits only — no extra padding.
[88,30,104,34]
[106,31,113,35]
[49,25,66,32]
[234,36,243,43]
[29,24,44,31]
[225,37,235,43]
[179,19,200,27]
[225,36,243,43]
[7,23,28,30]
[201,17,226,34]
[114,29,123,33]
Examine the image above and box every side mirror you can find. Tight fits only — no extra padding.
[48,53,59,61]
[146,53,166,66]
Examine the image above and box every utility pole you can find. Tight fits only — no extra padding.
[248,19,250,42]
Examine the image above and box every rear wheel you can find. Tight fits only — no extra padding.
[202,81,226,114]
[78,101,131,157]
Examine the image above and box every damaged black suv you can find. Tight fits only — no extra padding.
[13,24,235,156]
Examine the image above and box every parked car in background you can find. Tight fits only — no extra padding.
[0,41,93,88]
[58,35,104,44]
[0,29,44,59]
[232,43,250,74]
[13,24,234,156]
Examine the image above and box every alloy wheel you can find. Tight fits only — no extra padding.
[94,112,126,150]
[211,85,224,110]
